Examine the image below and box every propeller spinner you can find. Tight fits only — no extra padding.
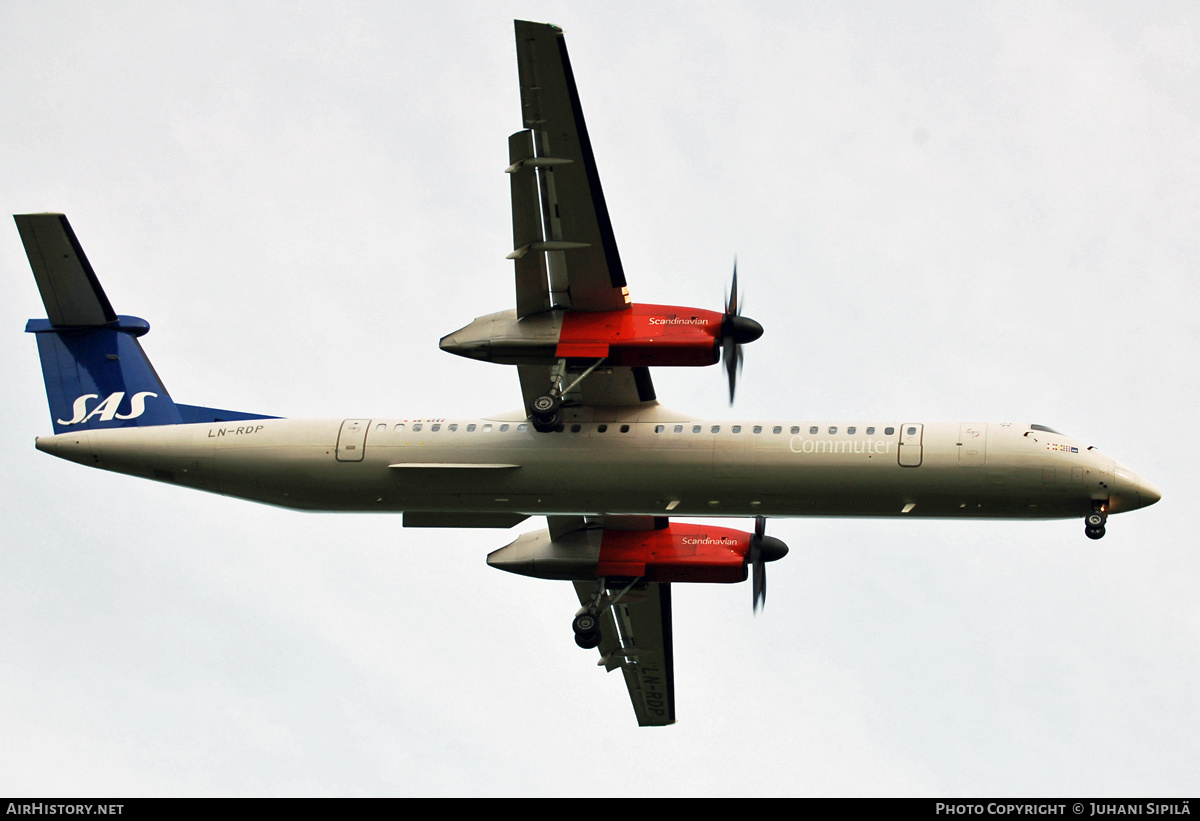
[720,260,764,404]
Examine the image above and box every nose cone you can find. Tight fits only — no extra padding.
[1136,477,1162,507]
[1111,463,1162,512]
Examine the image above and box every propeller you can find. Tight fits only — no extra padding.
[720,258,764,404]
[749,515,789,613]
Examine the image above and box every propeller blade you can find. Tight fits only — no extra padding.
[749,517,788,614]
[753,553,766,612]
[752,514,765,611]
[727,258,739,316]
[719,256,760,404]
[724,336,737,403]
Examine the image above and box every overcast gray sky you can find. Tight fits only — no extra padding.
[2,0,1196,796]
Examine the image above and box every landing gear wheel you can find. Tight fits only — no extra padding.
[574,630,602,649]
[1085,525,1106,540]
[531,394,561,415]
[1086,512,1106,529]
[531,411,561,432]
[572,612,599,636]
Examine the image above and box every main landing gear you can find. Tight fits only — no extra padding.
[1085,504,1107,540]
[530,393,562,433]
[572,611,601,649]
[530,357,607,432]
[571,576,641,650]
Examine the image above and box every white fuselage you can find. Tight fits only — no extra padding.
[34,408,1160,521]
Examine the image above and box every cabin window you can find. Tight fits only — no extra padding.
[394,423,405,432]
[866,427,875,435]
[711,426,720,434]
[828,426,837,434]
[376,423,386,432]
[413,423,423,432]
[499,424,510,432]
[732,425,742,434]
[753,425,763,434]
[847,426,856,435]
[448,423,458,432]
[674,425,684,434]
[571,424,582,433]
[884,427,894,435]
[620,424,630,433]
[809,426,819,435]
[692,425,702,434]
[466,424,476,432]
[517,424,528,432]
[792,426,801,435]
[597,424,608,433]
[907,426,917,436]
[431,424,441,432]
[655,425,665,433]
[481,424,492,433]
[773,426,782,434]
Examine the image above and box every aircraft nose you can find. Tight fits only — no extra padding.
[1138,477,1162,507]
[1112,463,1161,512]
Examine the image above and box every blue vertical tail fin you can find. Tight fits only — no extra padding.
[19,213,273,433]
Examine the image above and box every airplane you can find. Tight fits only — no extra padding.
[18,20,1160,727]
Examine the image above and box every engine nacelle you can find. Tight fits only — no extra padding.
[487,522,753,583]
[440,304,723,368]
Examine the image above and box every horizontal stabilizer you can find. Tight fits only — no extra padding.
[177,404,278,424]
[16,213,116,327]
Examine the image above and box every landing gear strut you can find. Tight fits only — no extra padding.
[571,576,641,650]
[1085,504,1107,540]
[529,357,606,432]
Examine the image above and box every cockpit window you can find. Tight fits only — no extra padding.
[1031,424,1063,435]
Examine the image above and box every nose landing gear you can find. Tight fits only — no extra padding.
[1085,505,1107,540]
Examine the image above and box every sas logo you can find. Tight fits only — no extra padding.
[58,391,158,426]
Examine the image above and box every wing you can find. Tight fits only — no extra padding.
[509,20,629,316]
[572,578,675,727]
[550,515,675,727]
[508,21,655,411]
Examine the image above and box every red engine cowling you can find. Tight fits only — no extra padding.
[487,522,751,583]
[555,303,723,367]
[595,522,750,583]
[440,303,726,368]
